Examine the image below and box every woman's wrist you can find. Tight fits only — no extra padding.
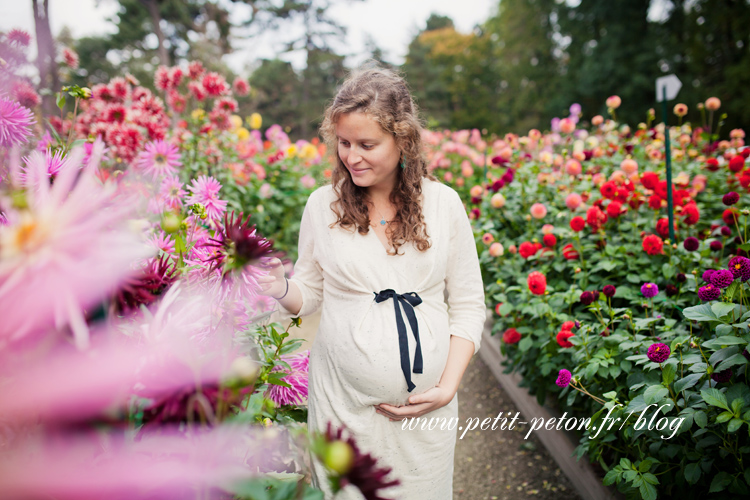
[271,277,289,300]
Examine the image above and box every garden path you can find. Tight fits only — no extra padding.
[285,312,581,500]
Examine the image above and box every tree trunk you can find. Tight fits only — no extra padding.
[141,0,170,66]
[32,0,59,117]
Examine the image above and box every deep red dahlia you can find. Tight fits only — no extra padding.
[640,171,659,190]
[570,216,586,232]
[503,328,521,344]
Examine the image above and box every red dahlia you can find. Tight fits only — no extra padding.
[527,271,547,295]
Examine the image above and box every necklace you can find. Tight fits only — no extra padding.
[374,206,389,226]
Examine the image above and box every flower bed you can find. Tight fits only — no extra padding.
[432,101,750,498]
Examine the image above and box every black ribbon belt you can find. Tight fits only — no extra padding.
[373,289,423,392]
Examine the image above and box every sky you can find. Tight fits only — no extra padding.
[0,0,496,75]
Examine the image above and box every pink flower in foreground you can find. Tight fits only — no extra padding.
[0,96,35,147]
[0,147,151,349]
[136,140,182,179]
[186,175,228,222]
[0,426,274,500]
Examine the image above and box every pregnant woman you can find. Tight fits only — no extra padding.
[259,64,486,499]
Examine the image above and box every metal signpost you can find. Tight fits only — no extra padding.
[656,74,682,243]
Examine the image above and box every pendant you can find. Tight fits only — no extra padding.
[380,219,386,226]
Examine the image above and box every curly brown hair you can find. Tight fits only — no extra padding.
[319,62,438,256]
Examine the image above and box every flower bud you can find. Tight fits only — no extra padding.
[324,440,355,475]
[161,213,181,234]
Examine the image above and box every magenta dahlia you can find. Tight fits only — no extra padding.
[555,369,572,388]
[265,351,309,406]
[647,343,670,363]
[728,256,750,281]
[697,284,721,302]
[710,269,735,289]
[640,283,659,298]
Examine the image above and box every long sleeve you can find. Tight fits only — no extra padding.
[443,188,486,355]
[275,190,324,320]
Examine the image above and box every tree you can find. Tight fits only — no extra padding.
[32,0,59,116]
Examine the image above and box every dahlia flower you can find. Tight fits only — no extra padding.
[503,328,520,344]
[723,191,740,206]
[556,330,574,348]
[0,146,151,349]
[647,343,670,363]
[555,369,572,388]
[728,256,750,281]
[527,271,547,295]
[710,269,734,289]
[186,175,228,222]
[697,284,721,302]
[0,96,35,147]
[683,237,700,252]
[640,283,659,298]
[265,350,309,406]
[323,422,401,500]
[136,140,182,179]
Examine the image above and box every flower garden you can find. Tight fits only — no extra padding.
[2,27,750,499]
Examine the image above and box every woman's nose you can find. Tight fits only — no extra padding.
[346,148,362,165]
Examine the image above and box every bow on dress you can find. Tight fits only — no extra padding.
[373,289,424,392]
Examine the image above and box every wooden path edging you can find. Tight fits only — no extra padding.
[478,311,622,500]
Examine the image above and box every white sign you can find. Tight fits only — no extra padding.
[656,75,682,102]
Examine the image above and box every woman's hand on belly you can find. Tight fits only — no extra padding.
[374,386,453,421]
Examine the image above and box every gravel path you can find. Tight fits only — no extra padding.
[453,355,580,500]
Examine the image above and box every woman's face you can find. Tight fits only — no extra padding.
[335,111,401,194]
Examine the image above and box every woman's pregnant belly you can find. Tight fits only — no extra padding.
[312,300,451,406]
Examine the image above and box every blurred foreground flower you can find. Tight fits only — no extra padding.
[0,146,151,349]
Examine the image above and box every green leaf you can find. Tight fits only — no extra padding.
[682,303,718,322]
[638,459,653,473]
[728,418,744,433]
[642,472,659,485]
[702,388,730,410]
[694,410,707,428]
[731,398,745,414]
[603,469,620,486]
[519,336,533,352]
[56,92,66,111]
[175,233,187,254]
[703,336,747,348]
[675,373,704,393]
[684,462,701,484]
[639,481,657,500]
[726,281,741,301]
[644,385,669,405]
[712,302,736,320]
[662,263,675,279]
[716,411,734,423]
[716,353,748,372]
[662,364,676,386]
[709,471,732,493]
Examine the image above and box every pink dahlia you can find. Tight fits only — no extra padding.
[0,96,35,147]
[159,174,187,210]
[232,77,250,96]
[265,350,309,406]
[62,47,79,69]
[186,175,228,222]
[136,140,182,179]
[7,28,31,46]
[12,81,41,109]
[0,146,151,349]
[201,72,228,96]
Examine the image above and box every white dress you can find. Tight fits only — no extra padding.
[275,176,486,499]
